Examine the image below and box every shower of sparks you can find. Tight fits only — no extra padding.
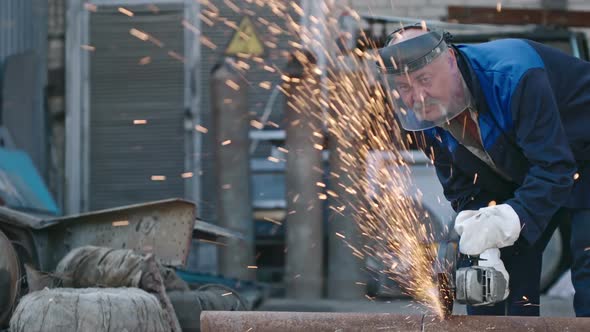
[250,119,265,129]
[195,125,209,133]
[225,79,240,90]
[118,7,134,17]
[80,44,96,52]
[112,220,129,227]
[168,51,185,62]
[130,28,164,47]
[259,81,272,89]
[263,217,282,225]
[192,0,445,319]
[181,172,194,178]
[130,28,149,41]
[139,56,152,65]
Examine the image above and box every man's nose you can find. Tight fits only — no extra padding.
[411,86,427,104]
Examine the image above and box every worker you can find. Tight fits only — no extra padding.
[377,25,590,317]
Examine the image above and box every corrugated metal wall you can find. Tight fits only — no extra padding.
[88,4,186,210]
[69,0,300,216]
[0,0,47,65]
[199,1,300,222]
[0,0,48,177]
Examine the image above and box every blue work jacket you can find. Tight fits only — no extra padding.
[421,39,590,245]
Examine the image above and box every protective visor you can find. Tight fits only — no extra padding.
[377,31,468,131]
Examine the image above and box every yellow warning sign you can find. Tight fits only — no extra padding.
[225,16,264,56]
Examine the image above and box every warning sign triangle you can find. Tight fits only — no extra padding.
[225,16,264,56]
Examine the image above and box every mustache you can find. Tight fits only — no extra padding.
[412,97,442,111]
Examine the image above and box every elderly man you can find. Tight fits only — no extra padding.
[377,25,590,316]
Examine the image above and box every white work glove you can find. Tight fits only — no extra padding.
[454,204,521,256]
[479,248,510,300]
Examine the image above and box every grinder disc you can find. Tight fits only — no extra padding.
[0,229,20,326]
[435,240,458,318]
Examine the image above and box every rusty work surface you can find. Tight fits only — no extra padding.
[201,311,590,332]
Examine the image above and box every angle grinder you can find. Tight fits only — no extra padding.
[435,227,508,317]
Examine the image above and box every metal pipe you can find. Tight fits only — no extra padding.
[201,311,590,332]
[284,52,324,299]
[211,58,255,280]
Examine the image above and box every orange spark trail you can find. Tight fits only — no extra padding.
[203,0,445,318]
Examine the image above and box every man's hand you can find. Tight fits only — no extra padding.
[454,204,521,256]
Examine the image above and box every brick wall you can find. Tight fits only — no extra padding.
[341,0,590,41]
[346,0,556,21]
[570,0,590,10]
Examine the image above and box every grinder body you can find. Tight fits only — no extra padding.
[455,263,508,306]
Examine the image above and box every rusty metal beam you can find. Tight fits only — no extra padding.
[447,6,590,28]
[0,199,196,271]
[201,311,590,332]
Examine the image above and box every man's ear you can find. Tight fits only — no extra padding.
[448,48,456,58]
[447,48,457,67]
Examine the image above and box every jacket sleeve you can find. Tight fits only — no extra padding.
[505,68,577,245]
[423,134,499,213]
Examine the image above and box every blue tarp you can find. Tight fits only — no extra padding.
[0,147,59,215]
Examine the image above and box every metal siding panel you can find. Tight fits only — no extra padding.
[0,0,48,177]
[88,4,186,210]
[0,0,39,65]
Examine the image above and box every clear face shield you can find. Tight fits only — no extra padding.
[377,30,471,131]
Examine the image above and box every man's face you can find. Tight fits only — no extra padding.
[392,51,458,122]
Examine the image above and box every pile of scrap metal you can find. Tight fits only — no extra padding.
[0,199,254,331]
